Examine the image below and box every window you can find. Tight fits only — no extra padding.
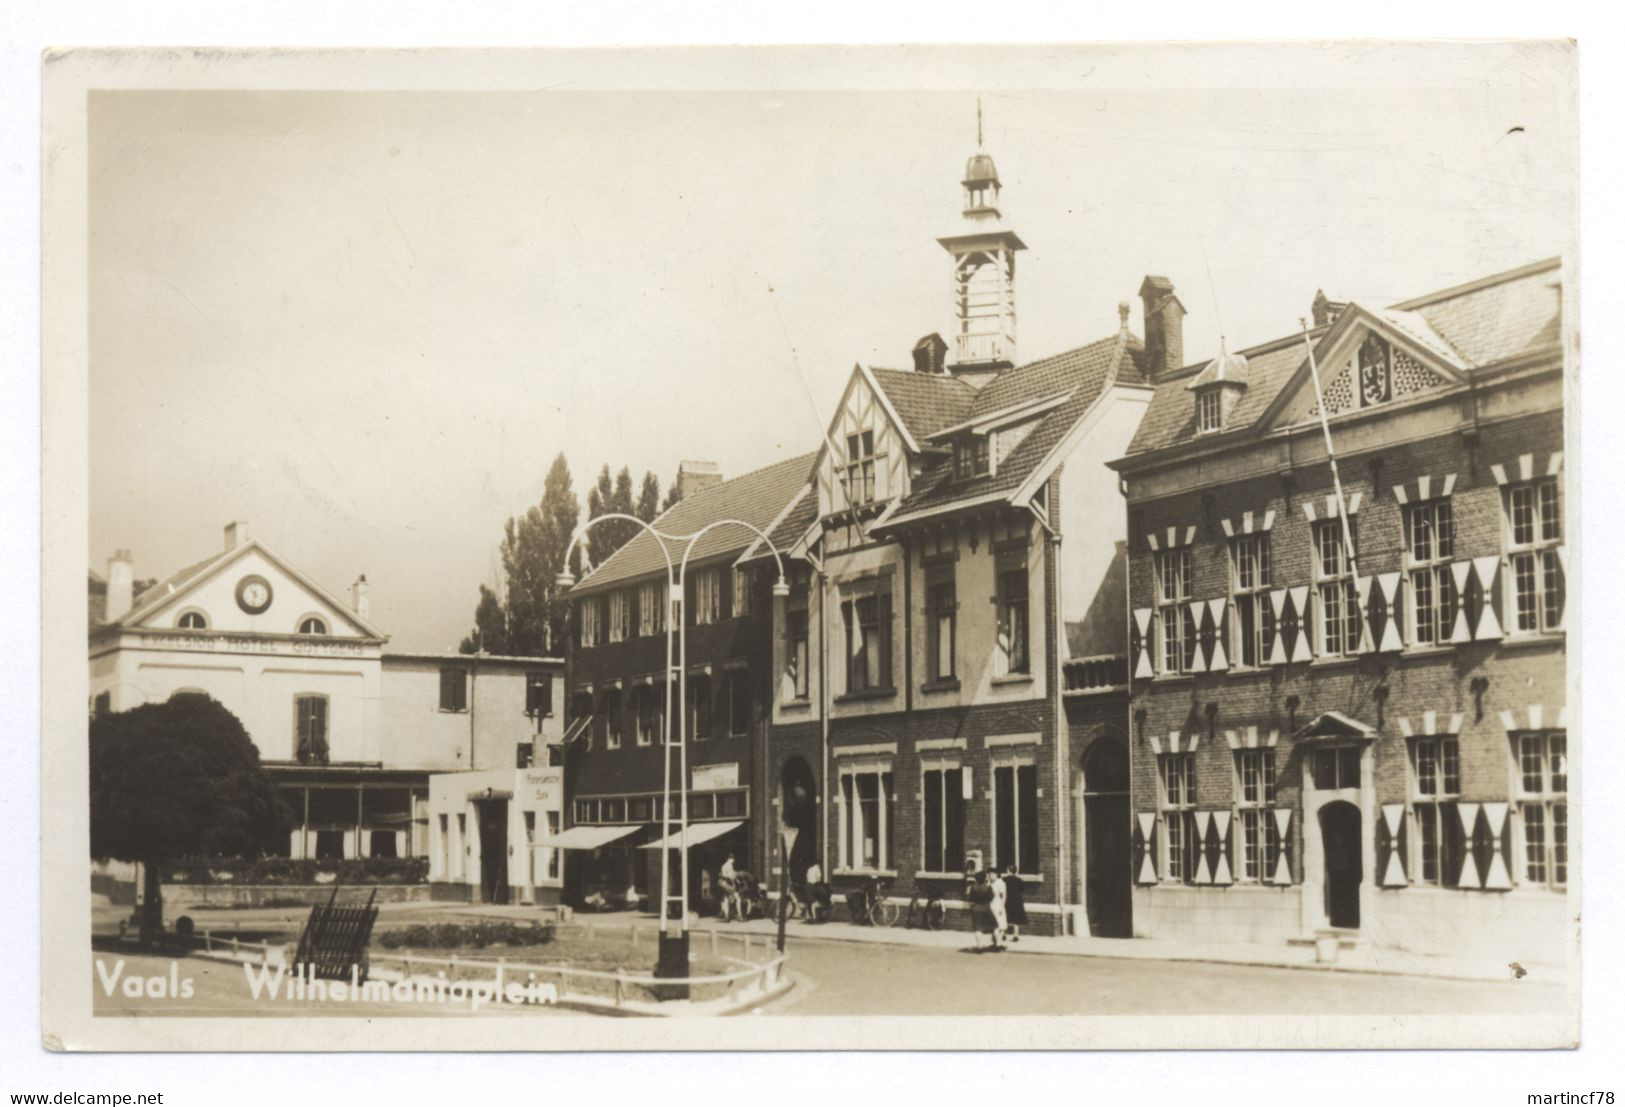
[456,814,467,878]
[294,694,329,765]
[634,684,663,747]
[1410,736,1463,886]
[1516,733,1567,888]
[1236,749,1280,882]
[844,430,879,506]
[628,797,652,822]
[687,674,712,740]
[731,566,752,618]
[579,598,602,648]
[602,798,627,823]
[638,580,666,637]
[525,671,553,718]
[1404,500,1456,646]
[1156,548,1195,674]
[600,688,622,750]
[843,591,893,694]
[693,568,721,625]
[575,798,600,824]
[1197,389,1221,433]
[839,766,894,870]
[926,579,957,682]
[1507,479,1564,634]
[1313,520,1361,657]
[1230,534,1274,667]
[993,762,1040,874]
[299,616,328,635]
[177,610,208,630]
[92,691,111,718]
[955,435,990,480]
[439,668,468,712]
[1159,754,1196,883]
[922,765,967,873]
[723,669,751,737]
[716,791,747,819]
[608,591,630,643]
[1312,745,1362,790]
[315,830,345,860]
[997,568,1029,675]
[438,814,450,878]
[785,608,810,700]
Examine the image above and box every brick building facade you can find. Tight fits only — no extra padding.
[1110,258,1571,963]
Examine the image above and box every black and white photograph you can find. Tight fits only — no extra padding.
[26,34,1603,1070]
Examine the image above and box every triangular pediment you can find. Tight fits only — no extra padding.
[122,540,383,640]
[1264,305,1468,430]
[814,365,915,518]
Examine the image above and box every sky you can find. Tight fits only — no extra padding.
[87,47,1576,652]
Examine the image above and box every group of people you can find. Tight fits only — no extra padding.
[966,863,1027,952]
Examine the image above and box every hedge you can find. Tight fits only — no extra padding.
[162,857,430,886]
[375,922,556,950]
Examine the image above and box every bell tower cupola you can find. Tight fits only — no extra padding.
[937,100,1027,387]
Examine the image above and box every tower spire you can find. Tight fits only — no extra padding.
[977,97,984,148]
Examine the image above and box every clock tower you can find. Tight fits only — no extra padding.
[936,104,1026,387]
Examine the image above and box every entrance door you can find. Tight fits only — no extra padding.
[478,800,509,905]
[1081,738,1132,938]
[1320,801,1361,929]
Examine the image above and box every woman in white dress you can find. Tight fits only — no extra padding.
[989,868,1009,949]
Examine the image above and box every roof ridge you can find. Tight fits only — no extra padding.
[665,450,818,508]
[1387,256,1561,311]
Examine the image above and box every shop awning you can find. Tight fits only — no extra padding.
[639,820,745,850]
[548,824,643,850]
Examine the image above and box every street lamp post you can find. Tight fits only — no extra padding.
[557,513,791,985]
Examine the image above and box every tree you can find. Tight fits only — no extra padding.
[661,467,684,512]
[637,471,662,523]
[90,697,290,944]
[459,452,579,656]
[587,464,641,567]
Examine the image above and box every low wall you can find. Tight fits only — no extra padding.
[165,883,433,908]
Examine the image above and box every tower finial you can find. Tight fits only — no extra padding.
[977,97,984,148]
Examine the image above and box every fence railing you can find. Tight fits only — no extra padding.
[196,925,786,1011]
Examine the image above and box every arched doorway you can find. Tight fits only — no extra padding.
[1319,801,1362,929]
[1080,735,1132,938]
[779,756,818,886]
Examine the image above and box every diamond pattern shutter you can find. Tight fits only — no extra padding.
[1267,589,1289,665]
[1470,556,1504,640]
[1456,802,1483,889]
[1377,803,1408,886]
[1133,813,1158,884]
[1376,572,1404,651]
[1212,810,1234,885]
[1131,608,1155,679]
[1191,811,1213,884]
[1270,808,1293,884]
[1481,802,1512,890]
[1288,586,1314,662]
[1206,598,1229,671]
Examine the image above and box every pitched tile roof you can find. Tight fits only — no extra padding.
[1122,258,1562,457]
[868,369,979,440]
[883,331,1145,525]
[572,451,818,594]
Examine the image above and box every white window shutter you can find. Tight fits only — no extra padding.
[1377,572,1405,651]
[1131,607,1155,679]
[1289,586,1314,662]
[1206,598,1229,671]
[1267,589,1288,665]
[1471,556,1504,640]
[1134,813,1158,884]
[1448,560,1473,643]
[1456,802,1483,889]
[1186,600,1208,673]
[1270,808,1293,885]
[1379,804,1408,886]
[1355,575,1376,653]
[1192,811,1214,884]
[1482,802,1512,889]
[1212,810,1234,884]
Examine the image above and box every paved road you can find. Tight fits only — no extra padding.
[765,936,1566,1017]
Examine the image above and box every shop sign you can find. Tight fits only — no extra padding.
[691,763,739,791]
[523,769,563,806]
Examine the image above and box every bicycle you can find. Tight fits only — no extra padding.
[905,889,946,930]
[849,875,900,927]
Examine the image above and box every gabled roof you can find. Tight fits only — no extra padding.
[97,540,388,640]
[571,451,817,595]
[1122,257,1562,457]
[879,329,1147,528]
[867,368,979,441]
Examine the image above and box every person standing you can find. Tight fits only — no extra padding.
[989,866,1009,948]
[967,868,999,952]
[1002,863,1027,943]
[719,852,740,922]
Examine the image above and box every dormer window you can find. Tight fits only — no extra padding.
[299,616,328,635]
[845,430,878,505]
[177,609,208,631]
[1197,390,1222,433]
[955,435,991,480]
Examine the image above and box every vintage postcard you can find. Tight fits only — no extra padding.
[41,42,1580,1051]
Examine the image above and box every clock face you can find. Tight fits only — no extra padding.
[236,574,273,615]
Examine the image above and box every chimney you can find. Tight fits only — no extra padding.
[224,520,250,550]
[911,332,949,375]
[1139,276,1186,378]
[106,549,134,623]
[351,574,370,620]
[676,460,723,500]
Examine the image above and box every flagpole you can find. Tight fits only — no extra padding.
[1300,319,1360,583]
